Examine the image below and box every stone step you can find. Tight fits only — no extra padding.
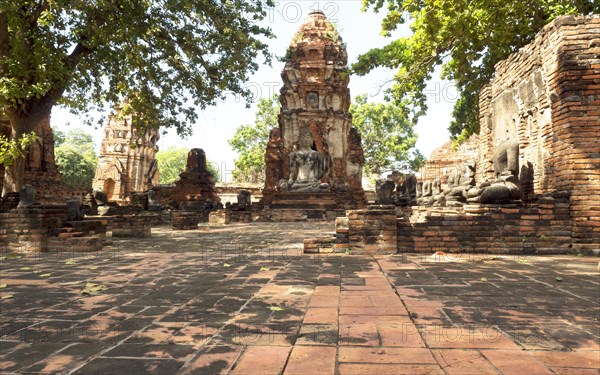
[55,227,78,233]
[57,231,85,238]
[47,236,104,252]
[270,202,338,210]
[304,234,348,254]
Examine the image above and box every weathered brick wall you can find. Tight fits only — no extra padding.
[47,219,108,252]
[346,206,397,254]
[0,205,108,253]
[171,211,200,230]
[397,192,573,254]
[149,185,175,207]
[419,135,480,184]
[0,205,68,252]
[111,215,152,237]
[215,184,262,204]
[479,15,600,251]
[208,210,252,225]
[303,206,397,254]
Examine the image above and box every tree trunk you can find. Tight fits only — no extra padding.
[1,113,46,197]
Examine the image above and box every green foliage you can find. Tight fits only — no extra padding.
[350,94,424,176]
[0,131,38,167]
[155,146,188,184]
[229,94,279,183]
[354,0,599,139]
[155,146,220,184]
[52,130,65,148]
[0,0,274,135]
[207,161,221,183]
[54,129,97,189]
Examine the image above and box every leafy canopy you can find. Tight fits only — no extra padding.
[229,94,279,183]
[155,146,220,184]
[350,94,423,176]
[353,0,599,141]
[0,131,38,167]
[0,0,274,135]
[54,129,97,189]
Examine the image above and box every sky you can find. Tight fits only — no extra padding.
[50,1,455,183]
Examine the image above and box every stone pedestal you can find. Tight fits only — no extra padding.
[262,190,365,221]
[171,211,199,230]
[304,205,397,254]
[111,215,151,237]
[208,210,252,225]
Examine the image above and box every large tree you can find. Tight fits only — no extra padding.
[54,129,97,189]
[0,0,273,195]
[229,94,279,183]
[350,94,423,177]
[353,0,598,141]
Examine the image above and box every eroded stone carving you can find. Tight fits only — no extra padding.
[279,127,330,192]
[393,173,417,206]
[147,189,162,211]
[376,179,396,205]
[493,139,520,179]
[237,190,252,208]
[93,188,108,206]
[17,185,37,209]
[82,192,97,211]
[66,199,83,221]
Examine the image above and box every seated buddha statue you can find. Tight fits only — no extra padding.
[278,127,330,193]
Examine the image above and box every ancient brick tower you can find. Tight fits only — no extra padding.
[93,104,159,202]
[262,10,366,211]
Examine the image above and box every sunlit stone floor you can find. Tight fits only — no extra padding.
[1,222,598,374]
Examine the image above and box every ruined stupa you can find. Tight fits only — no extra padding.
[262,10,366,214]
[92,104,159,202]
[171,148,220,205]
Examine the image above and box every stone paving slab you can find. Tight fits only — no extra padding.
[1,222,599,374]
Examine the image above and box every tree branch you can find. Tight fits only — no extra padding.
[40,42,92,109]
[37,5,110,111]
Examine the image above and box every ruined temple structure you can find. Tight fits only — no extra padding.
[92,104,159,202]
[261,10,366,218]
[306,15,600,254]
[0,115,69,202]
[476,14,600,252]
[171,148,220,205]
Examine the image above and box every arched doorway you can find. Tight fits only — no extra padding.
[104,178,116,200]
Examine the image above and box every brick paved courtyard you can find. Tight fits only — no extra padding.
[1,223,598,374]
